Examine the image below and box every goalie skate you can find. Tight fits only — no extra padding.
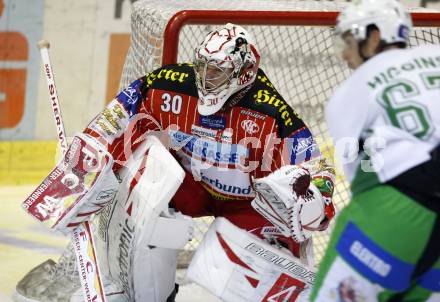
[13,243,80,302]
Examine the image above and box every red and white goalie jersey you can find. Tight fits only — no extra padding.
[85,63,335,257]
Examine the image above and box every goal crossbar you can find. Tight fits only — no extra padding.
[163,10,440,65]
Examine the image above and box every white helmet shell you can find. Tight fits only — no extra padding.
[194,23,260,116]
[336,0,412,45]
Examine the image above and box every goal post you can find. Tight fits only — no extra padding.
[120,0,440,266]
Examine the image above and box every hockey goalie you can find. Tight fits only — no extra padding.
[14,23,336,302]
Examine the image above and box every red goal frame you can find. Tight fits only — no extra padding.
[162,10,440,65]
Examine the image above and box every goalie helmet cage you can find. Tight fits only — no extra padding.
[120,0,440,266]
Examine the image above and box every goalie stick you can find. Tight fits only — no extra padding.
[32,40,107,302]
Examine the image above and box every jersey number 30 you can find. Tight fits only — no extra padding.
[161,93,182,114]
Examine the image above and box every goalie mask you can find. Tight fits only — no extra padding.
[335,0,412,48]
[194,23,260,116]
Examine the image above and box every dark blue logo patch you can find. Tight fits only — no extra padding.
[199,115,226,130]
[417,268,440,291]
[286,127,320,165]
[336,222,414,291]
[398,25,409,40]
[117,79,142,116]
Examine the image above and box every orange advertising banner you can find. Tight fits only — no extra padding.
[0,0,43,139]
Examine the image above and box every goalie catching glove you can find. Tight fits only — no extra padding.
[251,161,336,242]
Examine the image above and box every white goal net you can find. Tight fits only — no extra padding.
[120,0,440,266]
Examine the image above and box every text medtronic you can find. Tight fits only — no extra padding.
[350,240,391,277]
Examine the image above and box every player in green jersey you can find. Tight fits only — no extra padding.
[311,0,440,301]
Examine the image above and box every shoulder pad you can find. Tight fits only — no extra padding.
[144,63,198,97]
[241,69,305,138]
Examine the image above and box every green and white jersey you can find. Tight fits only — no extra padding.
[326,44,440,193]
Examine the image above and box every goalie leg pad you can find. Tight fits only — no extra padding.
[92,135,191,301]
[187,217,316,302]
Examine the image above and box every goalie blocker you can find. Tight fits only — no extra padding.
[187,217,315,302]
[22,133,119,233]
